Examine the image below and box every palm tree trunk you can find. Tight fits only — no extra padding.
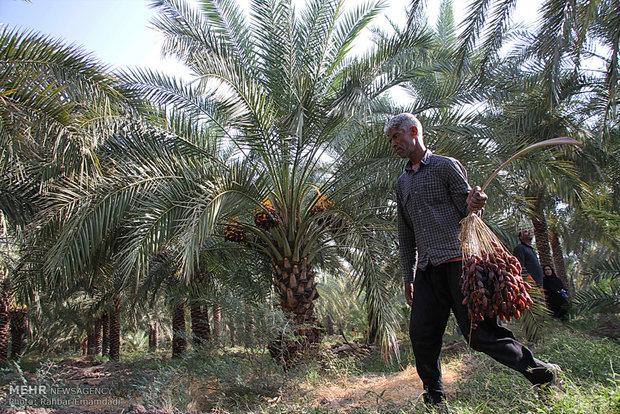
[87,328,96,355]
[94,318,102,355]
[212,304,221,345]
[532,214,553,268]
[366,311,378,345]
[109,298,121,360]
[0,296,11,362]
[9,308,27,360]
[550,228,573,297]
[101,311,110,356]
[86,317,101,355]
[190,305,210,346]
[172,303,187,358]
[149,322,158,351]
[270,257,320,362]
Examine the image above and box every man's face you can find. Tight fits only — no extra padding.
[520,229,533,243]
[386,125,418,159]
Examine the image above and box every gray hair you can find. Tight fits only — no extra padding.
[384,113,423,135]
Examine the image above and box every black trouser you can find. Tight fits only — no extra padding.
[409,261,552,396]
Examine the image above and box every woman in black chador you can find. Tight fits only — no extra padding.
[542,265,569,320]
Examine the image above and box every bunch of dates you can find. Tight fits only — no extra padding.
[254,201,280,231]
[224,223,246,243]
[461,242,533,327]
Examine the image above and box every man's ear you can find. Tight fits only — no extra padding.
[410,125,418,138]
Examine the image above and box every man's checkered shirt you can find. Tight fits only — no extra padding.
[396,150,472,283]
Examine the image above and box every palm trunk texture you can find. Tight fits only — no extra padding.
[531,201,553,268]
[366,311,378,345]
[94,318,102,355]
[325,314,335,336]
[550,229,573,297]
[101,311,110,356]
[190,305,210,346]
[0,297,11,362]
[149,322,158,351]
[109,299,121,360]
[269,257,320,362]
[172,303,187,358]
[87,329,97,355]
[9,308,27,360]
[212,304,221,344]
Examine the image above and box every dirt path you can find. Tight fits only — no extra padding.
[296,363,462,412]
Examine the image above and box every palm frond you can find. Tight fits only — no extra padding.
[517,285,551,342]
[197,0,258,72]
[573,278,620,315]
[581,251,620,282]
[455,0,495,73]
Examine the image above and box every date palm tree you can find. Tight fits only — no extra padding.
[0,28,143,223]
[0,27,146,361]
[109,0,441,359]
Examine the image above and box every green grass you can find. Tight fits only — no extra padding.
[445,321,619,414]
[251,317,619,414]
[1,315,618,413]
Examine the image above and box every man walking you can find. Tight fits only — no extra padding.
[386,113,560,409]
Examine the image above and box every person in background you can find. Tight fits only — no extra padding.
[513,229,544,286]
[542,265,569,321]
[386,113,561,411]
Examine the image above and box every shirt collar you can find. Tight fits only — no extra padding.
[404,149,433,172]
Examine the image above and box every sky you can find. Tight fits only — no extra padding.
[1,0,541,76]
[1,0,184,73]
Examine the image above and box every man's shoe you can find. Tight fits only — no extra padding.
[539,363,562,388]
[531,363,563,396]
[422,392,444,404]
[422,392,449,413]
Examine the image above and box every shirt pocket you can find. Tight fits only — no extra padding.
[422,181,445,205]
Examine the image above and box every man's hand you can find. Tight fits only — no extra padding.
[467,186,488,213]
[404,282,414,307]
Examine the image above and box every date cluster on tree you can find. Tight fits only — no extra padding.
[461,242,533,328]
[224,196,344,243]
[310,195,334,215]
[223,222,246,243]
[253,199,281,231]
[311,196,348,230]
